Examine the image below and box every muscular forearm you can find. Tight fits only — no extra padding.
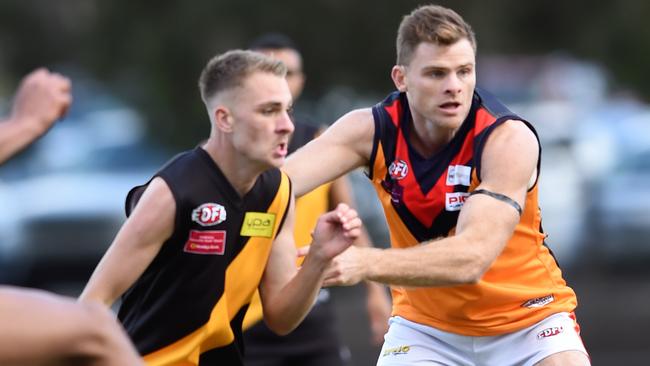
[0,287,142,366]
[262,255,328,335]
[0,118,42,164]
[362,238,485,287]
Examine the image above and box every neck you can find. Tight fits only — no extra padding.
[202,137,263,197]
[409,113,458,158]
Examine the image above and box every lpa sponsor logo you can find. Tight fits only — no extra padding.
[240,212,276,238]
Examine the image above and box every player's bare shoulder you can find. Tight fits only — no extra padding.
[327,107,375,159]
[481,119,539,188]
[486,120,538,158]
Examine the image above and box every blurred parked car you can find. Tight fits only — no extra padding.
[0,76,169,287]
[586,148,650,269]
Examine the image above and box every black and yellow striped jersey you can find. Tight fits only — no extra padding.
[119,146,291,365]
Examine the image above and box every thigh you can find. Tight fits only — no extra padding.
[376,317,473,366]
[0,286,139,366]
[479,312,590,366]
[534,350,590,366]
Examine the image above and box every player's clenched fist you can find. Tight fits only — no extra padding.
[308,203,362,263]
[10,68,72,136]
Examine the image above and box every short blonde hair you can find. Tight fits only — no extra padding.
[198,49,286,103]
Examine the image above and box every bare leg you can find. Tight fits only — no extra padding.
[0,286,142,366]
[535,350,591,366]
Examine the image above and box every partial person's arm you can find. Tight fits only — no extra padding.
[0,286,143,366]
[0,68,71,164]
[329,176,391,345]
[259,201,361,335]
[284,108,375,197]
[79,177,175,306]
[322,120,539,287]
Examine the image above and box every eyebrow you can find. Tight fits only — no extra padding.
[421,63,474,71]
[256,101,283,109]
[255,101,293,110]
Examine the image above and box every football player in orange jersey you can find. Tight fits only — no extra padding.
[284,4,590,366]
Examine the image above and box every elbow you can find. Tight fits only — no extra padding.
[73,302,121,356]
[453,252,492,285]
[458,265,487,285]
[264,319,296,336]
[262,308,299,336]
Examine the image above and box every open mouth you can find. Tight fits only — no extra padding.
[440,101,461,109]
[276,142,288,156]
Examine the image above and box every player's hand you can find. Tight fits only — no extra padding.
[321,245,367,286]
[308,203,361,263]
[10,68,72,135]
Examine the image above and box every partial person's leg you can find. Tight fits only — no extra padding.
[534,350,591,366]
[479,312,590,366]
[376,316,473,366]
[0,286,142,366]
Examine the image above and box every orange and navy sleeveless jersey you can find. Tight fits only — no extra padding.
[119,147,291,366]
[368,90,577,336]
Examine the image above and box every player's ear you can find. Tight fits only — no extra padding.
[214,106,234,133]
[391,65,407,92]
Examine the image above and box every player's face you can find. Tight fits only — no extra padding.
[229,71,294,169]
[400,39,476,131]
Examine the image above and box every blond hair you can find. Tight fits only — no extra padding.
[198,49,286,103]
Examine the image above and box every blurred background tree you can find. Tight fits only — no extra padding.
[2,2,650,364]
[1,0,649,148]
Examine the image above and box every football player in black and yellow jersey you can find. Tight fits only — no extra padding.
[242,33,391,366]
[79,50,362,366]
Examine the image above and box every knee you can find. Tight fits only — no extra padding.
[73,302,124,357]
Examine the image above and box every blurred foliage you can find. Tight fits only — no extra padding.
[1,0,649,148]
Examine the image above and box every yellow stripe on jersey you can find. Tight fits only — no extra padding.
[144,173,291,365]
[242,181,331,331]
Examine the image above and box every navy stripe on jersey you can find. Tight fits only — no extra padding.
[370,90,528,242]
[403,96,478,194]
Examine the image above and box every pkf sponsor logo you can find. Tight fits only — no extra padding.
[191,203,226,226]
[445,192,469,211]
[389,160,409,180]
[537,326,564,339]
[522,294,555,308]
[184,230,226,255]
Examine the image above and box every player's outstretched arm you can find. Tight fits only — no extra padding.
[284,108,375,197]
[0,68,71,164]
[0,286,143,365]
[80,177,175,307]
[259,202,361,335]
[322,120,539,288]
